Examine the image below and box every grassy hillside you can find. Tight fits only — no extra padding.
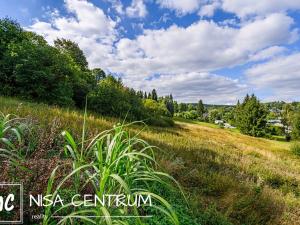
[1,96,300,224]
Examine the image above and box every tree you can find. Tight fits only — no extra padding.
[164,95,174,116]
[188,104,195,111]
[234,94,267,137]
[197,100,205,118]
[0,18,27,96]
[55,39,98,107]
[136,90,143,99]
[143,99,169,117]
[88,76,145,120]
[92,68,106,83]
[178,103,188,112]
[151,89,158,101]
[282,103,293,127]
[208,109,221,123]
[54,38,88,71]
[12,37,74,106]
[173,101,179,113]
[291,112,300,140]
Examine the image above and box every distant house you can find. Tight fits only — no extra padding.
[285,126,292,133]
[202,113,209,120]
[269,108,281,114]
[267,119,284,127]
[224,123,236,129]
[214,120,224,125]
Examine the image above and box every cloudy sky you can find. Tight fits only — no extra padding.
[1,0,300,104]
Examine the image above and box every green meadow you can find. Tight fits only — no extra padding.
[1,96,300,224]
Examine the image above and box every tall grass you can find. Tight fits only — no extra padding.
[43,111,182,224]
[0,112,27,168]
[291,142,300,156]
[2,97,300,224]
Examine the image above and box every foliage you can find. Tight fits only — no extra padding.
[234,94,267,137]
[12,37,75,106]
[151,89,158,101]
[88,76,145,121]
[0,18,175,127]
[92,68,106,83]
[43,116,181,224]
[54,38,96,107]
[208,109,221,123]
[0,112,26,168]
[143,99,170,117]
[282,104,294,127]
[178,103,188,112]
[197,100,205,118]
[143,99,174,127]
[54,38,88,71]
[291,112,300,140]
[0,18,27,96]
[163,95,175,116]
[175,110,198,120]
[267,125,285,136]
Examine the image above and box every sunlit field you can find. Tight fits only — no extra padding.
[1,96,300,224]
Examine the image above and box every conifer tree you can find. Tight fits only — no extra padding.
[235,94,267,137]
[152,89,158,101]
[197,99,205,118]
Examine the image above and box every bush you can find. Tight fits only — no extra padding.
[291,142,300,156]
[143,99,170,117]
[267,125,285,136]
[175,110,198,120]
[148,116,175,127]
[88,76,145,120]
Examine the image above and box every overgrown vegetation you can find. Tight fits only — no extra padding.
[2,97,300,224]
[0,18,174,126]
[43,121,182,224]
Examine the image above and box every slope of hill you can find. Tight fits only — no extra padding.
[1,96,300,225]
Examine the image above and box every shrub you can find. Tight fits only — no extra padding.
[148,116,175,127]
[267,125,285,136]
[143,99,170,117]
[88,76,145,120]
[175,110,198,120]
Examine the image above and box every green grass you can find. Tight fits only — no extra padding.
[1,96,300,225]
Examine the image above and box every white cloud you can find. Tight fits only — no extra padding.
[221,0,300,18]
[198,2,220,17]
[157,0,203,15]
[27,0,300,103]
[125,72,247,104]
[107,0,124,15]
[125,0,147,18]
[30,0,117,43]
[246,53,300,101]
[249,46,287,62]
[110,13,298,78]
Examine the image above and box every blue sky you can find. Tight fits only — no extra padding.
[1,0,300,104]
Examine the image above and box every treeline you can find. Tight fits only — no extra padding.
[0,18,174,126]
[175,93,300,140]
